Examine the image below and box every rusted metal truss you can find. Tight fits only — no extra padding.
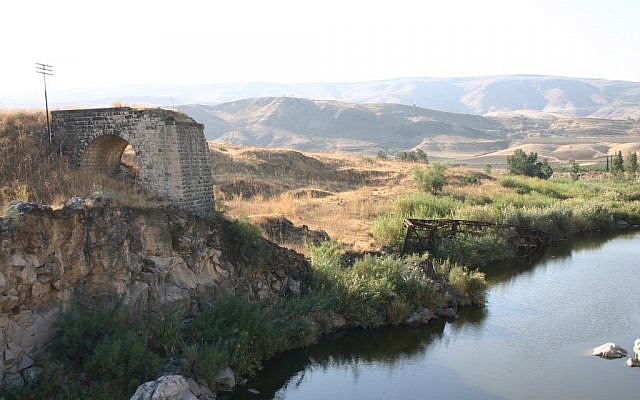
[401,218,550,257]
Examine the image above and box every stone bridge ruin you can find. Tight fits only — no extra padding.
[51,107,213,214]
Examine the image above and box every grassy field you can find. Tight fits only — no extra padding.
[214,143,640,265]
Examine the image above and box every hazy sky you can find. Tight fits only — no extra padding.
[3,0,640,97]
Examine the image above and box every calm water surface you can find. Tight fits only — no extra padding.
[231,232,640,400]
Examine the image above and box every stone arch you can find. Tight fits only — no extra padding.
[51,107,214,215]
[81,134,136,175]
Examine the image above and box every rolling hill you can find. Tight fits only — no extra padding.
[179,97,640,164]
[10,75,640,120]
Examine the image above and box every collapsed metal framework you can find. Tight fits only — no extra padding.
[401,218,550,257]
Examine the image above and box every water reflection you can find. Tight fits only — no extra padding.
[229,231,640,400]
[229,322,447,399]
[481,231,636,284]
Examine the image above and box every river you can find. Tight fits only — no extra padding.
[230,232,640,400]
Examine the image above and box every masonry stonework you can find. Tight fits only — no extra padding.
[51,107,214,214]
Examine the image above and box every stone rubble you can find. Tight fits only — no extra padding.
[129,375,215,400]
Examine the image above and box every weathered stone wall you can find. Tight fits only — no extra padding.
[51,107,214,215]
[0,201,311,386]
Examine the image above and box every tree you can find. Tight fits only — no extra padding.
[625,151,638,177]
[483,164,492,175]
[537,159,553,180]
[394,149,428,163]
[569,160,581,181]
[413,162,447,194]
[413,149,428,163]
[612,151,624,174]
[506,149,553,180]
[376,150,387,161]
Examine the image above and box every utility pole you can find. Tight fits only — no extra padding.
[35,63,53,145]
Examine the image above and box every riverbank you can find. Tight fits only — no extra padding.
[0,206,486,400]
[370,174,640,267]
[228,231,640,400]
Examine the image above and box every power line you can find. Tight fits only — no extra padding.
[35,63,53,145]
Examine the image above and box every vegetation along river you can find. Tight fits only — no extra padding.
[230,232,640,400]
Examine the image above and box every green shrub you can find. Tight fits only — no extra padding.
[413,163,448,194]
[436,260,487,305]
[306,240,342,271]
[185,296,277,376]
[228,217,272,267]
[462,173,480,185]
[394,193,460,218]
[181,344,228,391]
[370,214,406,249]
[14,299,165,400]
[570,200,615,232]
[85,330,162,399]
[433,231,514,267]
[499,176,568,199]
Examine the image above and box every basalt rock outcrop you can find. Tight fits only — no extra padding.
[0,199,311,385]
[255,215,330,247]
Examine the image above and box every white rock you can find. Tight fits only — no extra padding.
[329,311,346,330]
[130,375,214,400]
[592,342,628,359]
[626,357,640,368]
[633,338,640,358]
[215,367,236,390]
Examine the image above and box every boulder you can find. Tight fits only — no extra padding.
[21,366,43,384]
[626,357,640,368]
[404,307,434,327]
[592,342,628,359]
[63,197,86,211]
[256,215,330,247]
[633,338,640,358]
[130,375,214,400]
[214,367,236,390]
[435,307,458,320]
[329,311,346,330]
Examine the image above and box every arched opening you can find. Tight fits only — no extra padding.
[81,134,139,183]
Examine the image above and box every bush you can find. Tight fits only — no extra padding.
[395,149,428,163]
[394,193,460,218]
[370,214,406,249]
[436,260,487,305]
[181,344,228,391]
[433,231,514,267]
[184,296,277,376]
[305,245,489,327]
[228,217,272,267]
[413,163,448,194]
[462,173,480,185]
[506,149,553,179]
[499,176,568,199]
[15,299,165,400]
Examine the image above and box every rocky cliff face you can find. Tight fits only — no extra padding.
[0,199,310,386]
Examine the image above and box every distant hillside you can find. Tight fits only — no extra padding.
[179,98,510,155]
[179,97,640,163]
[10,75,640,119]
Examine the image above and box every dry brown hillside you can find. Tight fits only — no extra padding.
[210,143,493,251]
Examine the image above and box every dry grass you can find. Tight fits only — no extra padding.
[0,110,164,215]
[213,143,454,251]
